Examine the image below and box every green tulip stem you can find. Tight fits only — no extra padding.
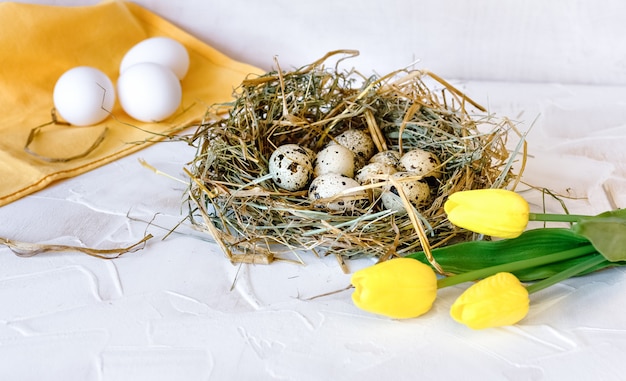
[436,244,597,289]
[528,213,590,223]
[525,254,609,294]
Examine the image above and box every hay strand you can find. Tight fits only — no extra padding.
[2,235,152,259]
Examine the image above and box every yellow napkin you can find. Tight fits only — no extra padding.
[0,0,261,207]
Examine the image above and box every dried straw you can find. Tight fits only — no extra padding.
[2,234,152,259]
[186,50,519,272]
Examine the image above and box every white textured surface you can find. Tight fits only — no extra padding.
[3,1,626,380]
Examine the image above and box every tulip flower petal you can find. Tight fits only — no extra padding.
[445,189,530,239]
[351,258,437,319]
[450,272,529,329]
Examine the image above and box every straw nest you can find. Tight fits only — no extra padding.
[186,50,519,272]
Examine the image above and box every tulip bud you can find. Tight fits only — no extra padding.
[444,189,530,239]
[450,272,529,329]
[351,258,437,319]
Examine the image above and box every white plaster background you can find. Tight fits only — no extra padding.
[2,1,626,380]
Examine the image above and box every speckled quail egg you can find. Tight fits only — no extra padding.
[332,129,375,170]
[268,144,313,191]
[303,146,316,162]
[370,150,402,168]
[308,173,366,211]
[381,172,431,214]
[314,144,355,178]
[355,162,397,186]
[399,149,443,179]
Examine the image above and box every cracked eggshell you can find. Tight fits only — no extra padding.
[399,149,443,179]
[269,144,313,191]
[381,172,431,214]
[333,129,375,170]
[370,150,402,168]
[308,173,366,211]
[314,144,355,178]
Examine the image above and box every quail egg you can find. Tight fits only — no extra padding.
[370,150,402,168]
[399,149,443,179]
[332,129,375,169]
[381,172,431,214]
[314,144,355,178]
[269,144,313,191]
[308,173,366,211]
[356,162,397,187]
[303,146,316,162]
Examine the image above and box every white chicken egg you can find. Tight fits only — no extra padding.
[52,66,115,126]
[117,62,182,122]
[370,150,401,168]
[268,144,313,191]
[399,149,443,179]
[120,37,190,80]
[381,172,431,214]
[333,129,375,169]
[314,144,355,178]
[308,173,366,211]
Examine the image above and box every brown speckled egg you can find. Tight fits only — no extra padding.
[370,150,401,168]
[332,129,375,170]
[381,172,431,214]
[355,162,397,186]
[314,144,355,178]
[399,149,442,179]
[268,144,313,191]
[308,173,366,211]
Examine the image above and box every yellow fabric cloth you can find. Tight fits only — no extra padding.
[0,0,261,207]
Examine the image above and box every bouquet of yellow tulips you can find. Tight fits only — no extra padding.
[350,189,626,329]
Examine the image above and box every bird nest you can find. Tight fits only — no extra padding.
[186,51,521,271]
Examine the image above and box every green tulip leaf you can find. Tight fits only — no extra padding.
[597,208,626,219]
[407,228,598,281]
[572,210,626,262]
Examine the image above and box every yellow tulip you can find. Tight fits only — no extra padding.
[450,272,529,329]
[444,189,530,239]
[351,258,437,319]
